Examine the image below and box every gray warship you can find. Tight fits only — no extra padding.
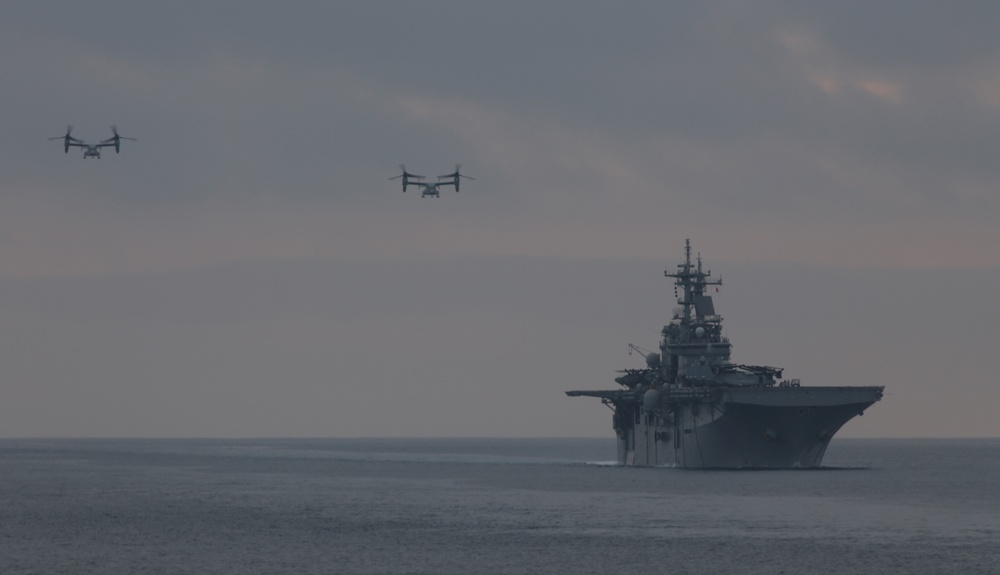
[567,240,883,468]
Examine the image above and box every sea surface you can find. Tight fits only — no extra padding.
[1,437,998,574]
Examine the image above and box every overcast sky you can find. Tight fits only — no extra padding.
[2,1,999,439]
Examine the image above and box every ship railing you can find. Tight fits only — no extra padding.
[662,387,722,402]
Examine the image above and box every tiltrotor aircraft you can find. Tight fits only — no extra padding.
[390,165,474,198]
[49,126,136,159]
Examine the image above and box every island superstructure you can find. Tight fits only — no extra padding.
[567,240,883,468]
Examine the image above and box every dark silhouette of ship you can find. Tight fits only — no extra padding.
[567,240,883,468]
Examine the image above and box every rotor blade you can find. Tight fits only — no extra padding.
[109,126,136,141]
[49,125,73,140]
[397,165,428,178]
[438,165,466,179]
[111,126,136,139]
[454,165,475,180]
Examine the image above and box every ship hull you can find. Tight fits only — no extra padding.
[618,386,883,468]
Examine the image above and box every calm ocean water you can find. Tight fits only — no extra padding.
[1,438,997,574]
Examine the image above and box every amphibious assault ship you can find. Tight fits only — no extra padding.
[567,240,883,468]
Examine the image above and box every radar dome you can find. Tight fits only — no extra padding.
[694,326,706,338]
[643,389,660,411]
[645,353,661,368]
